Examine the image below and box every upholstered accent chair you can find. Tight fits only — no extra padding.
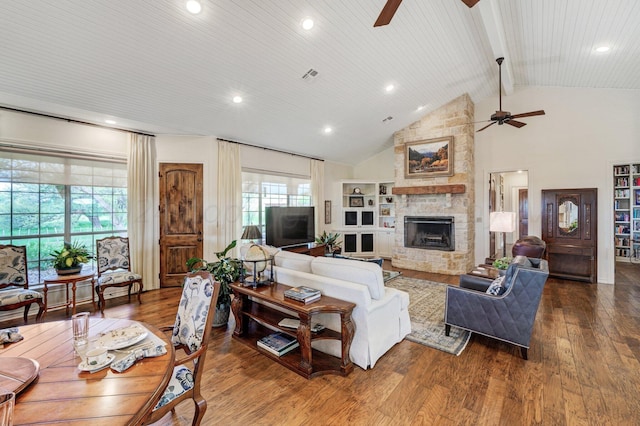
[143,271,220,426]
[0,244,44,323]
[445,256,549,359]
[95,236,143,314]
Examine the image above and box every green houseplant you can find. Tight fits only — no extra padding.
[186,240,243,327]
[315,231,342,254]
[492,256,512,275]
[50,241,92,275]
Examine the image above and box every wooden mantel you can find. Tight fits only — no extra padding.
[392,184,466,195]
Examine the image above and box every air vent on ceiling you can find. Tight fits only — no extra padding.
[302,68,319,80]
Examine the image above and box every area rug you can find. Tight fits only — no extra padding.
[382,270,401,282]
[385,276,470,355]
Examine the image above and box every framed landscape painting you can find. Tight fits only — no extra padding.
[404,136,454,178]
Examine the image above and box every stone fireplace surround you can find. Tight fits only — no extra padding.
[390,94,475,275]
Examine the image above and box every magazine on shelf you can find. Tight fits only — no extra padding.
[278,318,325,333]
[257,332,299,356]
[284,286,321,303]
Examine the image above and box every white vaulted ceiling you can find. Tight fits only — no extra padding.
[0,0,638,164]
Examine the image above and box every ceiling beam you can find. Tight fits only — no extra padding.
[478,0,514,95]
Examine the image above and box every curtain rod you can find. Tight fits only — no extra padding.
[0,105,156,138]
[216,137,324,162]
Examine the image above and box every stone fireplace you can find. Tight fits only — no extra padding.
[404,216,454,251]
[390,94,475,275]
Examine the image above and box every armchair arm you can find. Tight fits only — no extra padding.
[459,274,493,292]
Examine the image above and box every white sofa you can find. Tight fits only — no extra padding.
[255,248,411,370]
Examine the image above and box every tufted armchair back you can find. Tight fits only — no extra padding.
[0,244,28,289]
[96,236,132,274]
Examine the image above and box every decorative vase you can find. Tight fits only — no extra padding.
[212,302,231,327]
[56,266,82,275]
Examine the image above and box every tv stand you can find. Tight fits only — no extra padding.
[282,243,325,257]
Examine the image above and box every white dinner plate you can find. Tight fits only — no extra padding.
[96,324,148,350]
[78,353,115,372]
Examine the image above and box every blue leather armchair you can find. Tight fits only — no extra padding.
[445,256,549,359]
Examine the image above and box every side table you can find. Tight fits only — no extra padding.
[43,270,96,317]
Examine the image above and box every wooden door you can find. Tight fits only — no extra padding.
[519,188,528,238]
[159,163,203,287]
[541,188,597,283]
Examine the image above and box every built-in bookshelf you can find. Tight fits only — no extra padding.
[614,163,640,261]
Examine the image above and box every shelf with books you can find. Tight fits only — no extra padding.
[614,162,640,262]
[230,281,355,379]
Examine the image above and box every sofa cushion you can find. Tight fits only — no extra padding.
[486,275,506,296]
[273,250,313,273]
[311,256,385,300]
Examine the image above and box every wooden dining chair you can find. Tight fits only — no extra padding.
[0,244,45,323]
[95,236,143,314]
[143,271,220,426]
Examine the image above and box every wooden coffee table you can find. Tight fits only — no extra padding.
[468,264,500,279]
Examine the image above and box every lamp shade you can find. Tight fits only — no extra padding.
[489,212,516,233]
[241,225,262,240]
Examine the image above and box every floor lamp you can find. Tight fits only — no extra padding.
[490,211,516,258]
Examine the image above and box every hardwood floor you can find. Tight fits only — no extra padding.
[3,263,639,425]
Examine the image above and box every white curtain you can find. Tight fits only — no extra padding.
[310,159,325,236]
[217,141,242,255]
[127,134,158,289]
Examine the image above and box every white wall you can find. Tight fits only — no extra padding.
[474,86,640,284]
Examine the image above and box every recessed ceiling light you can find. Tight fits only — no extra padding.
[301,18,314,30]
[232,96,243,104]
[323,126,333,134]
[385,84,395,93]
[594,45,610,53]
[105,119,116,125]
[416,105,425,111]
[186,0,202,14]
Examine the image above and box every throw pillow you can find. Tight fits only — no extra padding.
[486,275,506,296]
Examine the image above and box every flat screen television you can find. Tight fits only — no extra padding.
[265,206,315,248]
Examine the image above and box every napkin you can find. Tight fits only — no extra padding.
[110,343,167,373]
[0,327,23,344]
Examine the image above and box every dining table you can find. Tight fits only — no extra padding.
[0,317,175,425]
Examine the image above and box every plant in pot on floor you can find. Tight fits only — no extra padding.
[50,241,92,275]
[315,231,342,255]
[186,240,242,327]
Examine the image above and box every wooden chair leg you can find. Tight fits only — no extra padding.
[35,301,45,322]
[23,305,31,323]
[192,397,207,426]
[137,281,143,305]
[98,288,107,315]
[520,346,528,360]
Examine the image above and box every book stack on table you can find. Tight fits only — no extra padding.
[283,286,321,304]
[257,332,299,357]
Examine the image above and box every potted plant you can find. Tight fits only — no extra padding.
[50,241,92,275]
[315,231,342,255]
[492,256,512,275]
[186,240,243,327]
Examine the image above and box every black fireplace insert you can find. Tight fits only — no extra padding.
[404,216,454,251]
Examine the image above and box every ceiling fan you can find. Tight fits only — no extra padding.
[476,57,545,132]
[374,0,480,27]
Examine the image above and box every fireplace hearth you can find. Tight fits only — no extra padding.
[404,216,454,251]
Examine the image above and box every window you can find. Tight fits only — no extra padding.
[0,149,127,284]
[242,171,312,237]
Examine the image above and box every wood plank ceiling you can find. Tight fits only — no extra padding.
[0,0,638,164]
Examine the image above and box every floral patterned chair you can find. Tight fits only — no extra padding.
[95,236,143,314]
[142,271,220,426]
[0,244,44,323]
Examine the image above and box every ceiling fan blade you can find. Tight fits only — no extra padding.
[374,0,403,27]
[461,0,480,7]
[511,110,545,119]
[506,120,527,128]
[477,121,497,132]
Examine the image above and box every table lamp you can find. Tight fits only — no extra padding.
[241,225,262,245]
[489,211,516,258]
